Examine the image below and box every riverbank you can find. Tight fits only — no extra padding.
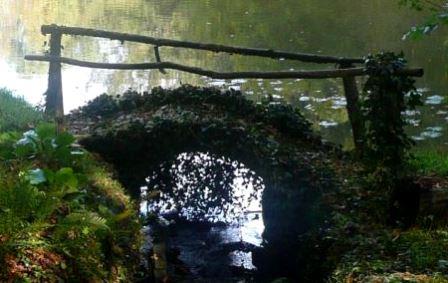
[0,105,142,281]
[324,158,448,283]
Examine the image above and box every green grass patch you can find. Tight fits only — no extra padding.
[410,148,448,176]
[396,229,448,271]
[0,88,43,132]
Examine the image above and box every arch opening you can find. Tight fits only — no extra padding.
[139,151,266,277]
[141,151,264,223]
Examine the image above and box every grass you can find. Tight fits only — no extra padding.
[0,88,43,132]
[410,148,448,176]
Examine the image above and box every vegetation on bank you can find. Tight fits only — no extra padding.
[0,123,142,281]
[326,160,448,282]
[320,52,448,283]
[0,88,43,132]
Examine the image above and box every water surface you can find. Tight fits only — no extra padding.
[1,0,447,148]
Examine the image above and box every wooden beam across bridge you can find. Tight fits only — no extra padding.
[24,55,424,79]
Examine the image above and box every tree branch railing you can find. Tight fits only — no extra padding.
[24,24,424,150]
[40,25,364,64]
[24,55,423,79]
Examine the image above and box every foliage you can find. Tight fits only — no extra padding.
[362,52,422,176]
[329,228,448,282]
[0,124,141,281]
[399,0,448,39]
[0,88,43,132]
[325,163,448,283]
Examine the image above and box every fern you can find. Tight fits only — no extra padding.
[54,212,109,238]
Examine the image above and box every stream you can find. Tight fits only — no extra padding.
[139,152,266,282]
[141,215,264,282]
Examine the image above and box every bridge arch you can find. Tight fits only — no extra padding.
[68,85,340,277]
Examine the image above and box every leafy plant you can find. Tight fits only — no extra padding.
[0,125,141,281]
[362,52,422,175]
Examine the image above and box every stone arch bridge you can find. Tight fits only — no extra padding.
[67,85,343,278]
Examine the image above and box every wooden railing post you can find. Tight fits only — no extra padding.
[45,30,64,133]
[340,63,365,153]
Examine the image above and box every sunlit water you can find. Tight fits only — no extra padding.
[1,0,447,149]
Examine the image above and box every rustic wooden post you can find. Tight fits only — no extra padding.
[45,29,64,133]
[340,63,365,153]
[153,46,166,74]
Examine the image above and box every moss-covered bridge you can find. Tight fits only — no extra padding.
[66,85,344,278]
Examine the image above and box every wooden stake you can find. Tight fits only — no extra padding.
[45,32,64,133]
[341,63,365,153]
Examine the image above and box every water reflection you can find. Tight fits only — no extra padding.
[1,0,447,148]
[140,152,264,276]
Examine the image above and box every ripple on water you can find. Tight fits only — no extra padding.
[228,85,241,91]
[319,120,338,128]
[413,126,444,140]
[208,80,227,87]
[406,119,421,127]
[231,79,247,84]
[331,97,347,109]
[425,95,444,105]
[403,110,421,116]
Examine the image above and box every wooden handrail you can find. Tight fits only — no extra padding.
[41,24,364,65]
[25,55,424,79]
